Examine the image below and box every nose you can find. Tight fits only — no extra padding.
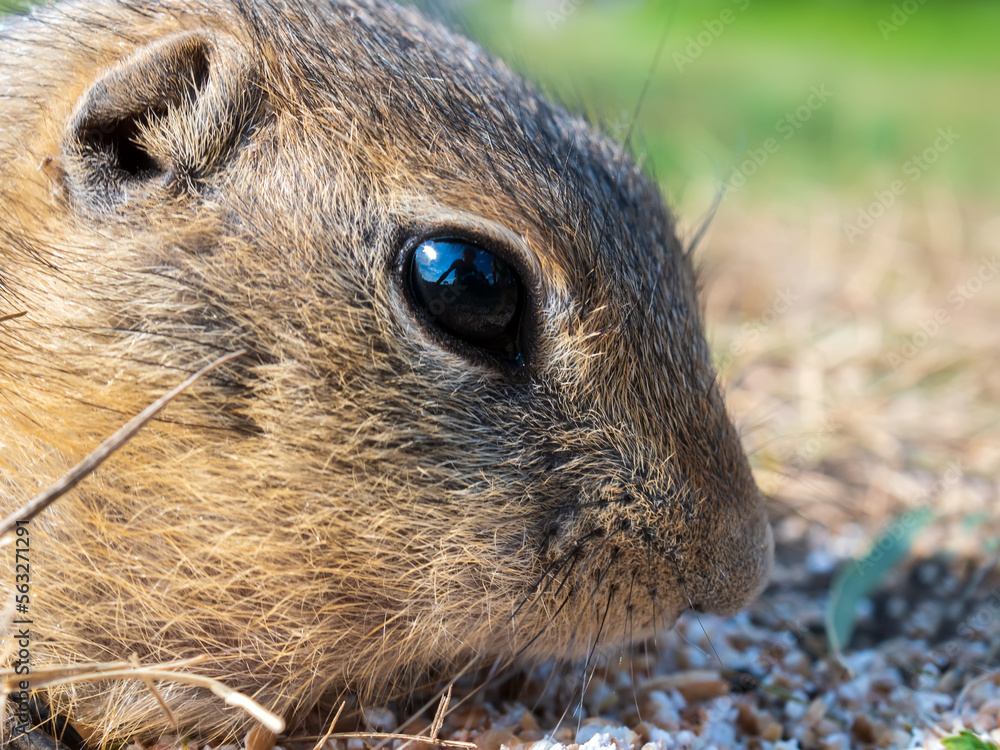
[687,502,773,616]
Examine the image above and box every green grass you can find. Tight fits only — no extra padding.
[942,730,1000,750]
[4,0,996,200]
[0,1,28,14]
[456,0,1000,201]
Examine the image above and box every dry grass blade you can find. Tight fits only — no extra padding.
[955,669,1000,715]
[0,310,27,323]
[311,701,346,750]
[322,732,475,749]
[129,652,178,733]
[247,723,278,750]
[0,660,284,734]
[0,657,208,686]
[0,349,245,537]
[428,684,452,742]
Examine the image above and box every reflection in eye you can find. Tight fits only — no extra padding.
[409,238,524,363]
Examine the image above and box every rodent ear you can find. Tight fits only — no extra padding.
[63,31,258,209]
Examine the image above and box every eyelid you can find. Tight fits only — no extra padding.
[392,204,544,290]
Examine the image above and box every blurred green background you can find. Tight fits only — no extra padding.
[3,0,996,204]
[440,0,999,207]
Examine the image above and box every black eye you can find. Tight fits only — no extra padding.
[408,237,526,366]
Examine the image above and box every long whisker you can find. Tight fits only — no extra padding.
[510,529,603,625]
[669,556,723,667]
[581,574,616,699]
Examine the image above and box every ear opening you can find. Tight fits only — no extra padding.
[77,40,210,181]
[64,32,254,209]
[81,106,166,179]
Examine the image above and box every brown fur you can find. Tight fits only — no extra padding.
[0,0,772,744]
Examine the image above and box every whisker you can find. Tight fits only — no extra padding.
[623,571,646,725]
[619,569,637,663]
[581,574,616,703]
[510,529,603,625]
[669,557,724,668]
[512,577,578,663]
[684,181,725,259]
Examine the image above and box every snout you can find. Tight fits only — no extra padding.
[687,502,773,616]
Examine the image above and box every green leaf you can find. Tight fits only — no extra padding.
[941,729,999,750]
[825,508,933,657]
[0,1,30,14]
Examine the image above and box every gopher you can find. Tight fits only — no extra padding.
[0,0,773,745]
